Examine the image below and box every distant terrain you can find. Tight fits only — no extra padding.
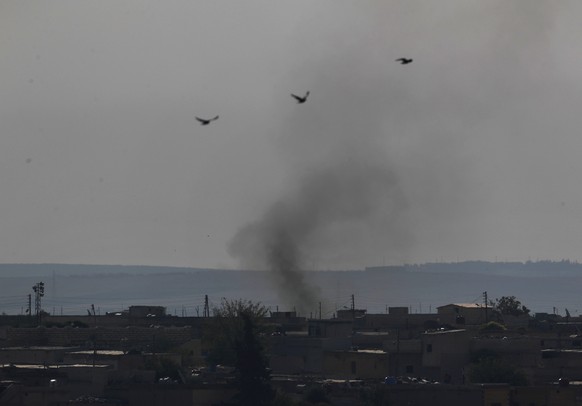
[0,261,580,317]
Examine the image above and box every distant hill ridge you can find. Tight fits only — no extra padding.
[0,261,581,315]
[367,260,582,276]
[0,260,581,278]
[0,263,221,278]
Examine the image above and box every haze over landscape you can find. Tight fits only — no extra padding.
[2,2,582,315]
[3,2,582,270]
[0,262,581,317]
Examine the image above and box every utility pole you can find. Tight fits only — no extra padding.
[483,291,488,323]
[32,282,45,324]
[27,294,31,316]
[91,304,97,326]
[319,302,322,320]
[351,294,355,319]
[203,295,210,318]
[395,329,400,377]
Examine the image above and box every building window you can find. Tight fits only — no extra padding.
[573,340,581,347]
[426,344,432,353]
[406,365,414,373]
[308,325,322,337]
[351,361,356,375]
[540,340,545,347]
[542,351,559,359]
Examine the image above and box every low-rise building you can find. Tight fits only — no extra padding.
[128,306,166,318]
[437,303,488,326]
[422,329,471,383]
[322,349,389,380]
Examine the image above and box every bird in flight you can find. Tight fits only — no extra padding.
[291,91,310,104]
[396,58,413,65]
[196,115,219,125]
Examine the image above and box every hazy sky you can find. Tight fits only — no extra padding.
[2,1,582,270]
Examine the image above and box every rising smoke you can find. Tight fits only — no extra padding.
[228,156,407,312]
[226,19,421,312]
[227,84,410,312]
[227,1,567,310]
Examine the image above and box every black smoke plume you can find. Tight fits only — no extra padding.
[228,144,407,313]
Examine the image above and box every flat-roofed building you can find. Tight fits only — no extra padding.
[437,303,487,326]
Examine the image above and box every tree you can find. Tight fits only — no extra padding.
[493,296,530,317]
[205,299,273,405]
[468,353,528,386]
[302,385,331,404]
[145,357,181,381]
[205,298,269,366]
[234,312,273,405]
[479,321,506,335]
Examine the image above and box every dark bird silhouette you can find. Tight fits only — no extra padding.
[196,115,219,125]
[396,58,413,65]
[291,91,310,104]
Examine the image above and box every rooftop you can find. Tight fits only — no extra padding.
[438,303,485,309]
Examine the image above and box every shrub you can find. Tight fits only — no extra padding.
[479,321,506,334]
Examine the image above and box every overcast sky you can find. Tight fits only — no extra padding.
[2,1,582,270]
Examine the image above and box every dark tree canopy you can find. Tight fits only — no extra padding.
[479,321,506,334]
[234,312,273,405]
[469,354,528,386]
[205,298,269,366]
[205,299,273,405]
[493,296,530,316]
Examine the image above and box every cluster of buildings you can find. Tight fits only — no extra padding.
[0,303,581,405]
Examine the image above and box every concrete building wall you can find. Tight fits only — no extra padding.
[4,326,194,349]
[352,332,390,349]
[422,330,471,367]
[383,338,422,354]
[307,320,353,338]
[357,313,441,333]
[269,336,329,375]
[387,352,424,377]
[38,315,207,332]
[105,384,208,406]
[377,384,484,406]
[481,384,510,406]
[269,353,307,375]
[538,350,582,382]
[175,339,203,366]
[501,314,529,329]
[510,384,582,406]
[422,330,471,383]
[438,304,488,326]
[336,309,366,320]
[128,306,166,318]
[190,387,239,406]
[471,337,541,354]
[0,347,73,365]
[322,350,389,380]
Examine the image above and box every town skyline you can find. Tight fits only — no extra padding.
[0,260,579,317]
